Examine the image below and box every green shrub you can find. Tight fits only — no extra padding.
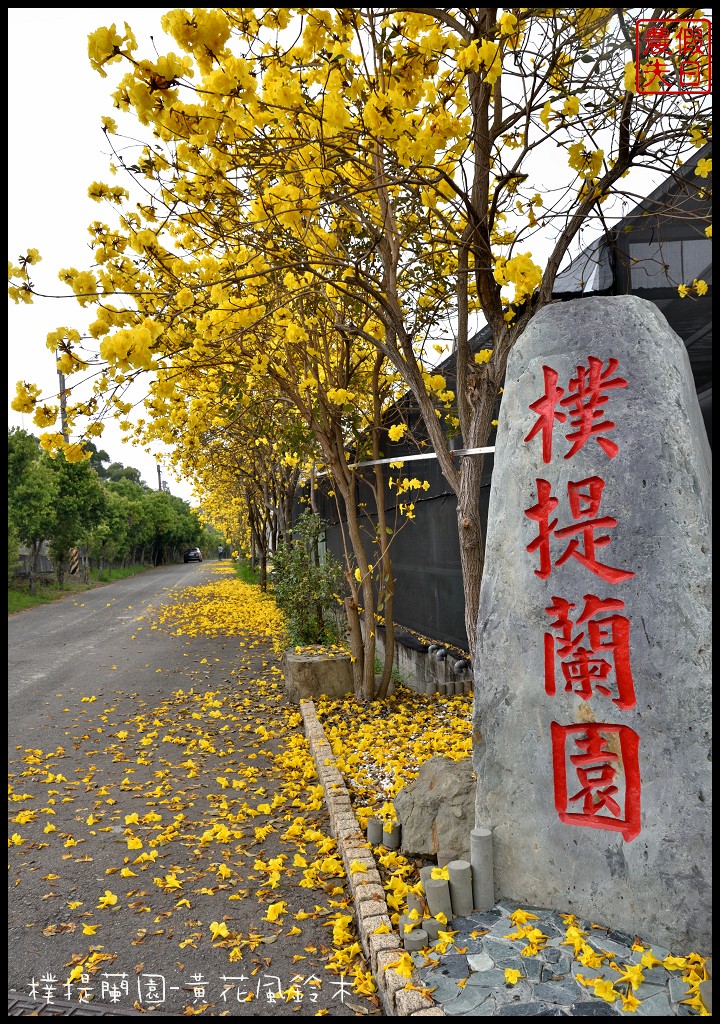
[271,512,345,647]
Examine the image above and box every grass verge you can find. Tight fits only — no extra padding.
[8,563,154,614]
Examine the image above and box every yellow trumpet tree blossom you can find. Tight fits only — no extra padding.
[8,8,711,664]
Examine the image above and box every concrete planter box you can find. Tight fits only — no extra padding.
[281,648,354,702]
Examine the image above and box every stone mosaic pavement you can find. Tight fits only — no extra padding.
[411,900,708,1017]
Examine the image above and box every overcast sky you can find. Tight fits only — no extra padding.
[6,9,197,500]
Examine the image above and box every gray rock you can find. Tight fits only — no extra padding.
[496,1003,566,1015]
[417,975,464,1004]
[532,980,581,1004]
[571,963,623,985]
[492,981,534,1006]
[467,908,504,927]
[543,948,574,972]
[473,296,712,953]
[515,956,544,981]
[442,986,496,1014]
[395,755,475,860]
[483,937,521,961]
[467,951,494,972]
[468,996,498,1016]
[434,953,470,979]
[634,990,673,1015]
[542,960,573,982]
[587,935,633,960]
[569,1003,620,1016]
[465,968,508,987]
[668,976,693,1004]
[635,974,674,998]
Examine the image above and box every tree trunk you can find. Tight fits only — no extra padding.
[371,359,396,700]
[344,596,365,699]
[456,444,487,664]
[341,493,377,702]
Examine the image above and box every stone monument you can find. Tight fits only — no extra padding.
[473,295,711,951]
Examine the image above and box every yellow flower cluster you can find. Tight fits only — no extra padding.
[87,23,136,78]
[456,39,503,84]
[326,388,356,405]
[695,158,712,179]
[389,476,431,496]
[678,279,708,299]
[493,253,543,304]
[568,142,604,181]
[10,381,42,414]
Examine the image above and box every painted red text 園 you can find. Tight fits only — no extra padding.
[525,476,635,583]
[551,722,641,841]
[544,595,636,710]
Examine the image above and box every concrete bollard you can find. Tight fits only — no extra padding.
[425,877,453,920]
[367,818,384,845]
[399,913,421,938]
[420,866,434,890]
[448,859,474,918]
[470,827,495,911]
[424,917,445,941]
[437,849,457,868]
[403,928,429,951]
[407,892,425,916]
[382,822,401,849]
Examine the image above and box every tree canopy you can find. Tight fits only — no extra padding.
[8,8,712,665]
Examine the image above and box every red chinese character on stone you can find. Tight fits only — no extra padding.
[525,358,626,463]
[551,722,641,841]
[525,479,559,579]
[544,595,636,709]
[560,357,627,459]
[525,366,567,464]
[525,477,635,583]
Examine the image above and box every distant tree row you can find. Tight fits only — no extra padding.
[8,427,206,590]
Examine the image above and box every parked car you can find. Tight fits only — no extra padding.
[184,547,203,563]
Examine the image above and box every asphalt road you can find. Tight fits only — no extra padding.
[8,564,381,1017]
[8,563,217,743]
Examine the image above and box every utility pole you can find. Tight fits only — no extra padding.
[157,463,162,491]
[56,352,69,443]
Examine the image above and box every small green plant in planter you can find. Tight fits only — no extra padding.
[373,656,404,687]
[271,512,345,647]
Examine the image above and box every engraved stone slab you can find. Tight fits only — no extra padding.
[473,296,712,952]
